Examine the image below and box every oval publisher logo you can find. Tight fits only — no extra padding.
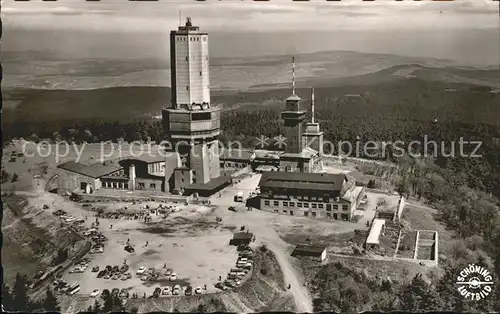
[456,264,494,301]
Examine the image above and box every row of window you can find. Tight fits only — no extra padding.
[264,194,343,204]
[176,37,207,42]
[185,85,210,90]
[137,182,157,190]
[272,209,350,220]
[264,200,349,211]
[222,161,247,168]
[184,56,209,61]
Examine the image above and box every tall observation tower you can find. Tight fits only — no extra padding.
[163,17,222,195]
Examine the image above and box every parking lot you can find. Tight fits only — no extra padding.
[57,201,247,298]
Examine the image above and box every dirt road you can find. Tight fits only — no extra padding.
[210,175,313,313]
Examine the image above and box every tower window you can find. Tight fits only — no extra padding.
[186,86,189,90]
[200,71,202,76]
[185,56,188,61]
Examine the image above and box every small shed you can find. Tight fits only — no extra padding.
[291,244,327,262]
[230,232,254,246]
[365,218,386,249]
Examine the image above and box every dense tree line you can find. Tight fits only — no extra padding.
[3,79,499,312]
[2,273,60,312]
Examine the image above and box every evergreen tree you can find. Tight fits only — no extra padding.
[197,303,208,312]
[2,283,14,311]
[42,289,60,312]
[92,299,101,312]
[101,289,113,312]
[12,273,30,311]
[398,273,438,312]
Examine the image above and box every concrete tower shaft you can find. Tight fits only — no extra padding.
[170,17,210,110]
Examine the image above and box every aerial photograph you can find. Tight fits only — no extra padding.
[1,0,500,312]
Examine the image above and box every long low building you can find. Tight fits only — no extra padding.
[258,171,365,221]
[57,156,169,194]
[365,218,386,249]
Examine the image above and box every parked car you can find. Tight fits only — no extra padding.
[164,268,173,276]
[172,284,181,295]
[120,265,129,273]
[215,282,228,291]
[224,280,235,288]
[105,265,112,272]
[136,266,147,275]
[140,275,149,281]
[169,273,178,281]
[112,266,120,273]
[90,289,100,297]
[162,287,171,295]
[112,274,121,280]
[194,287,202,295]
[97,270,106,278]
[111,288,119,297]
[92,266,99,272]
[103,273,112,280]
[124,245,135,253]
[121,273,132,280]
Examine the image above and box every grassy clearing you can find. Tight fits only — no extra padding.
[396,231,417,259]
[401,205,455,255]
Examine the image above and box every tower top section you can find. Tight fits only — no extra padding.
[173,17,204,34]
[311,88,315,124]
[285,57,302,111]
[169,17,211,110]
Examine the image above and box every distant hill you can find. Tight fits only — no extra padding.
[3,87,170,122]
[4,49,491,92]
[250,64,500,90]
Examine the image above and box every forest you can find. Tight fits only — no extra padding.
[3,77,500,312]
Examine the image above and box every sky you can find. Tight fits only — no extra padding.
[2,0,500,65]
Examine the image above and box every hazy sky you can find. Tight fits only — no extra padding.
[3,0,500,65]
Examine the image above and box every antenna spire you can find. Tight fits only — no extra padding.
[292,56,296,95]
[179,10,182,26]
[311,88,315,123]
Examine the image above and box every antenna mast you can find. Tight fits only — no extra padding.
[311,88,315,123]
[179,10,182,26]
[292,57,296,95]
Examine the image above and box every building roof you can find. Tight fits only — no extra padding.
[258,171,347,192]
[292,244,326,257]
[221,149,255,161]
[254,150,282,159]
[57,161,122,178]
[341,186,364,202]
[366,218,386,245]
[233,232,253,240]
[280,147,318,160]
[255,165,279,172]
[185,175,232,191]
[120,154,167,164]
[286,94,301,101]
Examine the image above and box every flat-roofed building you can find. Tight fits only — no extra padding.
[258,171,365,221]
[365,218,386,249]
[291,244,327,262]
[230,232,254,246]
